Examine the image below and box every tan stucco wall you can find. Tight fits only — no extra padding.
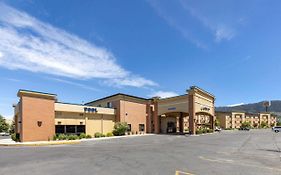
[86,114,115,135]
[157,95,189,116]
[55,112,85,125]
[216,112,230,129]
[193,92,214,116]
[55,111,115,136]
[55,103,115,115]
[215,112,276,129]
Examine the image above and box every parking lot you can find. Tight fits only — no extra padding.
[0,129,280,175]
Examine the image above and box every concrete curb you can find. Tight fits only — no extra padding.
[190,132,218,137]
[0,134,155,146]
[0,140,81,146]
[80,134,155,142]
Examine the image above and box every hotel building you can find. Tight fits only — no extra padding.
[13,86,215,142]
[216,111,277,129]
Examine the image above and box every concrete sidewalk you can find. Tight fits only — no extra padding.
[0,138,80,146]
[0,134,154,146]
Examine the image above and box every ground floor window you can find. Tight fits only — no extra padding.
[66,125,76,133]
[77,125,86,133]
[55,125,85,135]
[139,124,145,132]
[127,124,131,132]
[55,125,65,134]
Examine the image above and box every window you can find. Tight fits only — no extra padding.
[139,124,145,132]
[127,124,131,132]
[107,102,112,108]
[77,125,85,133]
[66,125,75,133]
[55,125,65,134]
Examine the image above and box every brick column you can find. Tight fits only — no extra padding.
[146,102,152,133]
[267,114,270,126]
[188,93,196,135]
[152,98,160,134]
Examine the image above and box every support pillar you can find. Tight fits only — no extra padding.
[188,92,196,135]
[152,97,160,134]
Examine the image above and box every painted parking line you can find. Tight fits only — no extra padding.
[175,170,195,175]
[199,156,281,172]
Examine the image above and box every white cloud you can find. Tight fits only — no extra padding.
[149,91,178,98]
[180,1,236,43]
[148,0,238,46]
[215,26,235,42]
[0,3,156,88]
[4,78,22,82]
[148,0,208,49]
[0,51,3,58]
[46,77,100,92]
[105,76,157,88]
[227,103,244,107]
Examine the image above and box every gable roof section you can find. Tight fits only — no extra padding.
[85,93,150,105]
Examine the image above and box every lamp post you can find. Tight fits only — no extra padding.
[263,101,271,112]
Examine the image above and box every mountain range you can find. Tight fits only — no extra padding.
[216,100,281,117]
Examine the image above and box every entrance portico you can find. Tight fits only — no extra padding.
[159,112,188,134]
[152,86,215,134]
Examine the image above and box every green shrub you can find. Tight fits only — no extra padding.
[86,135,92,139]
[68,135,79,140]
[112,122,129,136]
[196,129,203,134]
[261,121,268,128]
[94,132,103,138]
[241,122,251,128]
[11,133,19,142]
[79,133,86,139]
[106,132,113,137]
[57,134,67,140]
[53,135,58,141]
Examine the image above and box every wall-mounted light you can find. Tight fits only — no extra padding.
[37,121,43,127]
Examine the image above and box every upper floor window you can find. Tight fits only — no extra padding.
[107,102,113,108]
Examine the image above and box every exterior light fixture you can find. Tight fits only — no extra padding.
[37,121,43,127]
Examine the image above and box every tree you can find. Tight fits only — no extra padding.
[215,119,220,127]
[112,122,129,136]
[241,122,251,128]
[0,115,9,132]
[9,119,15,134]
[260,121,268,128]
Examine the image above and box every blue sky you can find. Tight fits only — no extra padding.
[1,0,281,118]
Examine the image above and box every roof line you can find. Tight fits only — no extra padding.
[159,94,187,101]
[190,86,215,98]
[18,89,57,96]
[85,93,150,105]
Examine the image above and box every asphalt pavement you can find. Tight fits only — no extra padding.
[0,129,280,175]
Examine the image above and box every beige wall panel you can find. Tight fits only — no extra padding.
[158,96,189,115]
[55,103,115,115]
[86,114,102,136]
[102,115,115,134]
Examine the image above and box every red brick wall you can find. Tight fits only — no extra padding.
[21,96,55,142]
